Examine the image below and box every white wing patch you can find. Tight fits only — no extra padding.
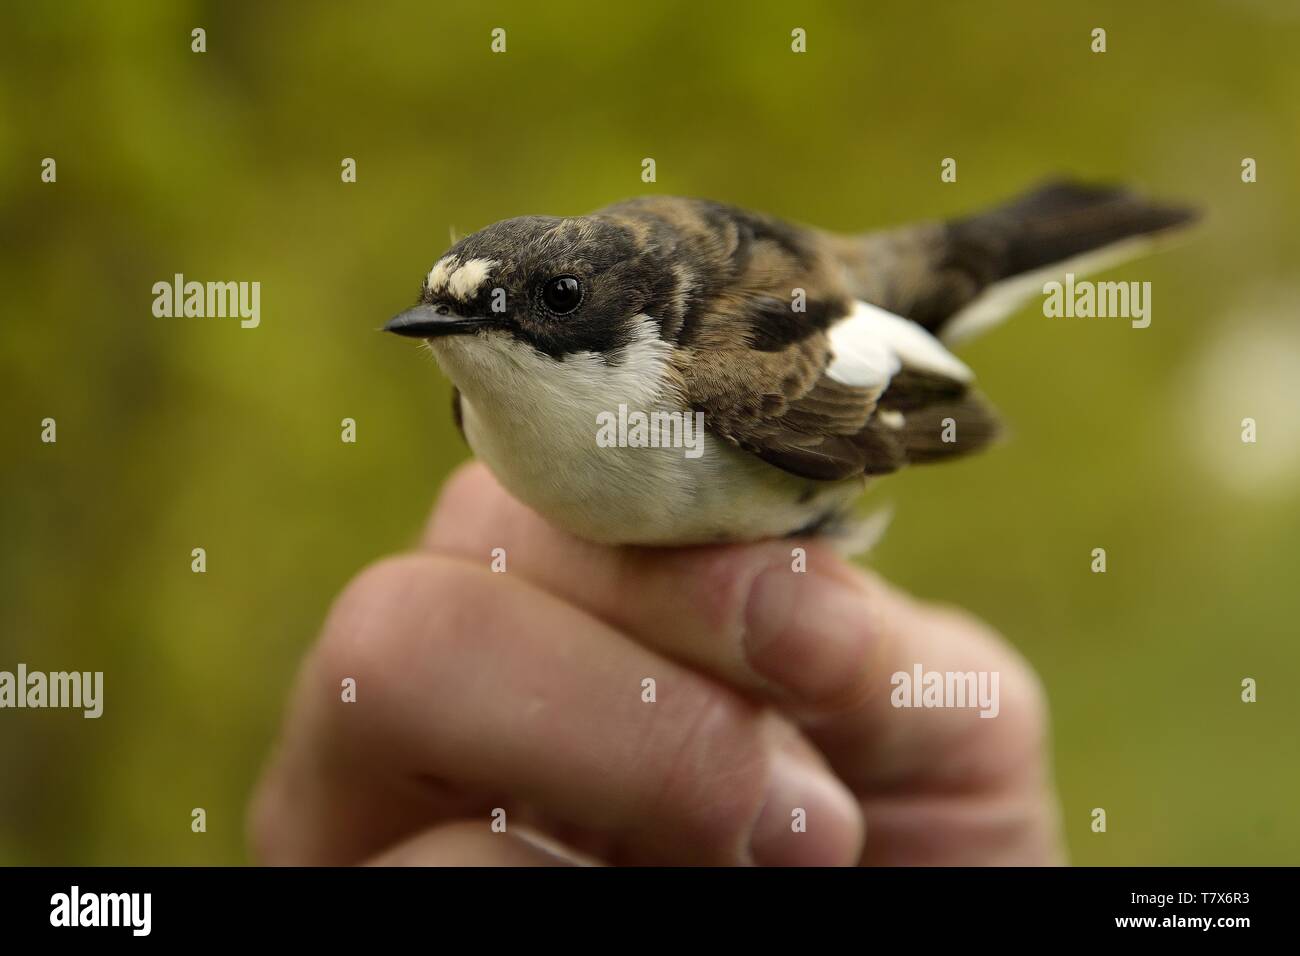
[826,300,972,393]
[876,409,905,429]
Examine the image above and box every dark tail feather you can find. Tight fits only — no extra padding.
[906,180,1199,337]
[947,179,1198,280]
[892,393,1000,465]
[857,370,1000,470]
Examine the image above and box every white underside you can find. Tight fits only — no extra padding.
[431,317,864,545]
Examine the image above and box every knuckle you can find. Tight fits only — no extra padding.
[425,461,501,544]
[929,602,1053,773]
[313,553,486,700]
[685,540,796,635]
[315,555,422,684]
[438,460,494,512]
[648,690,769,860]
[689,547,764,632]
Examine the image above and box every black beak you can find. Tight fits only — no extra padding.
[384,304,487,339]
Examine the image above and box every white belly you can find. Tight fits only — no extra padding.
[431,322,860,546]
[460,396,858,545]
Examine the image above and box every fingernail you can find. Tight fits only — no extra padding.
[748,746,864,866]
[743,566,873,703]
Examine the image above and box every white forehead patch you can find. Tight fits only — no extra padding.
[447,258,499,300]
[426,256,459,294]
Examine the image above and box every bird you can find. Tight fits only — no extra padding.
[385,181,1197,546]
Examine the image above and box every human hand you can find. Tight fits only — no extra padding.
[250,463,1063,865]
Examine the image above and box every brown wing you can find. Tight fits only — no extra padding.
[598,196,1000,482]
[680,332,889,481]
[609,185,1192,481]
[678,310,997,482]
[683,341,997,482]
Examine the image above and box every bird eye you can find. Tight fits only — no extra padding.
[540,275,583,315]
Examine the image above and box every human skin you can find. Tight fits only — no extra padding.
[250,462,1065,866]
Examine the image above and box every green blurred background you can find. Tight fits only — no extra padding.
[2,0,1297,865]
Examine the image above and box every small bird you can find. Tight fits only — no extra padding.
[386,182,1195,546]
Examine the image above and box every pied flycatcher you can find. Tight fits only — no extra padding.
[386,182,1195,546]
